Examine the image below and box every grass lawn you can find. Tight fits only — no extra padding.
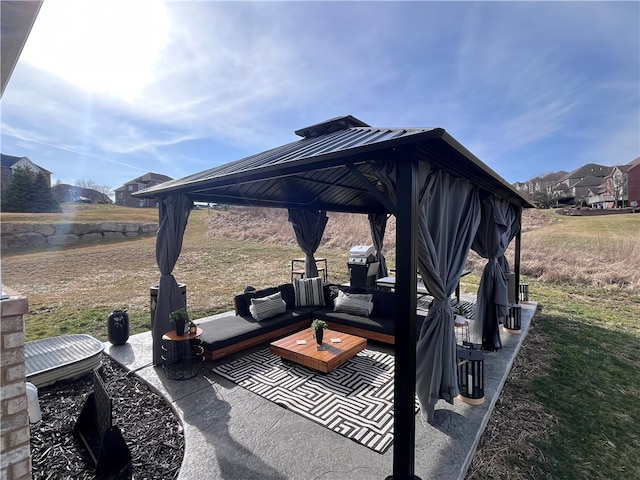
[1,202,160,223]
[531,285,639,479]
[467,210,640,479]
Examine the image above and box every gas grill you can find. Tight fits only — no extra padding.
[347,245,379,288]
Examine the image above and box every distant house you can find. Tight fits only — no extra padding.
[513,171,568,207]
[0,153,52,188]
[114,172,173,208]
[625,157,640,208]
[512,163,640,208]
[587,157,640,208]
[553,163,613,205]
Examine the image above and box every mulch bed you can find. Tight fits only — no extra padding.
[30,355,184,480]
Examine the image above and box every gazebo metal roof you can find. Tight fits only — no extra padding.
[134,115,531,211]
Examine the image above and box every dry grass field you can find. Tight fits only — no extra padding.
[4,206,637,340]
[2,204,639,479]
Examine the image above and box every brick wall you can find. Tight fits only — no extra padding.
[1,286,31,480]
[628,164,640,206]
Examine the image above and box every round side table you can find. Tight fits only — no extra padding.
[161,327,204,380]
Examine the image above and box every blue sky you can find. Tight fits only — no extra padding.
[1,0,638,192]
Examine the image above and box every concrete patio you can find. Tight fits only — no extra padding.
[104,295,537,480]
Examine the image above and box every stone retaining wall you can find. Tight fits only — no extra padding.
[1,222,158,251]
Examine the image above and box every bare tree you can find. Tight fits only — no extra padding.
[521,172,564,208]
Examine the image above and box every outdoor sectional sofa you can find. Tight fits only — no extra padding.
[198,281,427,360]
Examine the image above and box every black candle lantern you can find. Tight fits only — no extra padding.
[457,347,485,405]
[519,283,529,302]
[504,304,522,332]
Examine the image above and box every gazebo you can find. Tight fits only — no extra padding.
[134,115,531,479]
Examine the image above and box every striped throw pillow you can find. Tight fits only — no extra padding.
[293,277,325,307]
[249,292,287,321]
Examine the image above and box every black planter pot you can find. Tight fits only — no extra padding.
[315,328,324,346]
[107,310,130,345]
[173,319,186,336]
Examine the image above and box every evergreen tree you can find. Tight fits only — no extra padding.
[31,172,60,212]
[1,167,34,212]
[0,167,60,213]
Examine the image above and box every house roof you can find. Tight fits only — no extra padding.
[542,171,568,182]
[561,163,612,185]
[0,153,52,174]
[573,175,608,188]
[613,164,633,174]
[134,115,532,213]
[134,172,174,184]
[115,172,174,192]
[627,156,640,171]
[0,153,24,167]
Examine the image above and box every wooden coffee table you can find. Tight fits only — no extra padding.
[270,327,366,373]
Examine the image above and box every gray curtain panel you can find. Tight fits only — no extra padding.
[470,196,520,351]
[497,206,521,274]
[287,209,329,278]
[415,170,481,423]
[368,213,389,278]
[152,194,192,365]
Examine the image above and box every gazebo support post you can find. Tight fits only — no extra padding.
[514,209,522,304]
[386,154,421,480]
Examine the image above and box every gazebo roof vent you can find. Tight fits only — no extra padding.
[294,115,370,139]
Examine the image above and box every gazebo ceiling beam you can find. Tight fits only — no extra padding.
[346,163,396,215]
[184,192,383,215]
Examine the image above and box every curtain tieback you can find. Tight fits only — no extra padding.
[431,298,452,313]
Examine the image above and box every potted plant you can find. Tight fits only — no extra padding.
[454,305,467,326]
[311,319,328,346]
[169,308,189,336]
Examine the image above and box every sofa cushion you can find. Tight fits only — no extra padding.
[199,310,313,352]
[293,277,325,307]
[333,290,374,316]
[315,309,395,336]
[249,292,287,321]
[314,308,427,337]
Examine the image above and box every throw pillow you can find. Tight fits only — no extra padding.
[333,290,374,316]
[249,292,287,321]
[293,277,325,307]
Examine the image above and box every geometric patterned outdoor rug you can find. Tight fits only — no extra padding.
[212,347,419,453]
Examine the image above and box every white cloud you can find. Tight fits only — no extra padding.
[22,0,171,100]
[2,1,638,188]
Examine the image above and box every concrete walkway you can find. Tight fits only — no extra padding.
[105,297,536,480]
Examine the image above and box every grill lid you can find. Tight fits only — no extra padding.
[348,245,376,265]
